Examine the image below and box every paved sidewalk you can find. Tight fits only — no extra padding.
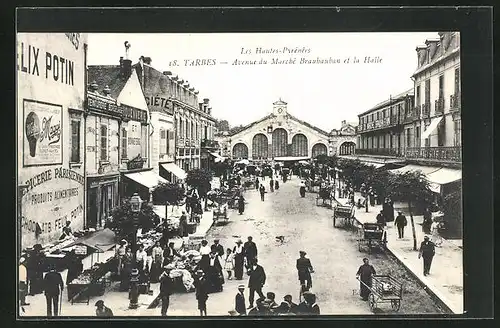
[338,193,463,314]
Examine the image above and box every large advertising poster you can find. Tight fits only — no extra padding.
[23,99,63,166]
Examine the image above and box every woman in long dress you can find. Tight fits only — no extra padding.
[206,251,224,292]
[233,240,245,280]
[356,258,376,301]
[238,195,245,215]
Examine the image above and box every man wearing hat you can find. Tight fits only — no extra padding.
[297,291,312,314]
[211,239,225,257]
[43,264,64,316]
[283,294,298,314]
[394,211,408,239]
[356,258,376,301]
[243,236,258,273]
[159,267,174,316]
[418,235,436,276]
[235,284,246,315]
[247,258,266,309]
[296,251,314,290]
[95,300,113,317]
[233,239,245,280]
[195,270,209,316]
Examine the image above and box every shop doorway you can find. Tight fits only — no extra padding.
[87,187,98,229]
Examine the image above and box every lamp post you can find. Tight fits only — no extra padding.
[128,193,143,309]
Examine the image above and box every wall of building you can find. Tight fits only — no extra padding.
[17,33,87,249]
[85,113,121,175]
[150,112,175,174]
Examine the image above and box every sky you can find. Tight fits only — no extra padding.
[88,32,438,131]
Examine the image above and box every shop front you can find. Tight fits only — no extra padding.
[17,33,88,250]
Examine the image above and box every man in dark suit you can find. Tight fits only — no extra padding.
[418,235,436,276]
[211,239,224,257]
[235,284,246,315]
[159,267,174,316]
[283,294,298,314]
[243,236,258,271]
[43,265,64,316]
[296,251,314,289]
[247,259,266,309]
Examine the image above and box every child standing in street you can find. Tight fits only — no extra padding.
[224,248,235,280]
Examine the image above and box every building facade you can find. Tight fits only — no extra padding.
[356,89,415,158]
[226,100,356,161]
[410,32,461,166]
[17,33,87,249]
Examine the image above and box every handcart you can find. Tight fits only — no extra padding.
[316,186,333,208]
[358,223,387,253]
[332,204,355,228]
[357,275,404,312]
[213,204,229,226]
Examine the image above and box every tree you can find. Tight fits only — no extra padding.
[215,119,230,132]
[186,168,213,196]
[443,183,462,238]
[387,171,434,250]
[152,182,185,220]
[108,200,160,242]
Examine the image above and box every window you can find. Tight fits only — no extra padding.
[160,129,167,155]
[121,127,128,159]
[191,121,194,140]
[415,126,421,148]
[437,121,445,147]
[180,118,183,137]
[195,122,199,140]
[425,79,430,104]
[416,85,421,105]
[70,120,81,163]
[100,124,108,161]
[454,119,462,146]
[185,120,188,139]
[167,130,172,154]
[406,128,411,147]
[439,75,444,100]
[454,68,460,94]
[204,125,208,139]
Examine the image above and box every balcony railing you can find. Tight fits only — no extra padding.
[450,93,461,112]
[405,146,461,162]
[201,139,219,148]
[357,116,401,133]
[422,102,431,118]
[355,148,403,157]
[435,98,444,114]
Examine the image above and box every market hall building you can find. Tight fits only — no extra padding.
[226,99,357,161]
[17,33,88,250]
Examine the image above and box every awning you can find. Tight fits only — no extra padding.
[209,152,226,163]
[389,164,441,175]
[125,170,168,189]
[358,160,385,168]
[235,159,250,165]
[426,167,462,185]
[63,228,116,253]
[421,116,443,141]
[161,163,187,180]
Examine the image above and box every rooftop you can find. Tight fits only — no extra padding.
[358,88,414,117]
[87,65,128,100]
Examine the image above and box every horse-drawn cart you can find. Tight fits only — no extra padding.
[358,275,404,312]
[358,222,387,253]
[333,204,355,227]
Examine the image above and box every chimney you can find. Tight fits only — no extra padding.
[122,41,132,79]
[89,81,98,92]
[425,39,440,59]
[103,85,111,96]
[199,103,204,111]
[208,107,212,115]
[119,56,124,69]
[163,71,172,76]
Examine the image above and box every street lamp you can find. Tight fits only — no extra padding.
[129,193,143,309]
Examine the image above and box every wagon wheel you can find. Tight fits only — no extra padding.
[391,299,401,311]
[368,293,376,312]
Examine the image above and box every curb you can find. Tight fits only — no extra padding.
[383,245,455,314]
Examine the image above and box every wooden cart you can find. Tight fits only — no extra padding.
[332,204,355,228]
[358,223,387,253]
[316,185,333,208]
[358,275,404,312]
[213,205,229,225]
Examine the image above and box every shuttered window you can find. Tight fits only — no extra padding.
[121,127,127,159]
[100,124,108,161]
[160,129,167,155]
[71,120,80,163]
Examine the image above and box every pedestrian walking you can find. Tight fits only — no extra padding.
[233,239,245,280]
[43,265,64,317]
[430,219,443,246]
[385,197,395,222]
[19,257,29,306]
[356,258,376,301]
[255,178,260,190]
[211,239,225,257]
[159,267,174,316]
[199,240,211,272]
[116,239,128,276]
[259,185,266,201]
[120,247,133,291]
[178,211,188,238]
[394,211,408,239]
[194,270,209,316]
[299,181,306,198]
[235,284,246,315]
[247,259,266,309]
[418,235,436,276]
[274,180,279,190]
[150,242,164,283]
[269,178,274,192]
[376,210,386,226]
[238,195,245,215]
[95,300,113,317]
[27,244,45,296]
[206,251,224,292]
[224,248,235,280]
[243,236,258,273]
[422,208,433,234]
[135,244,147,274]
[296,251,314,289]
